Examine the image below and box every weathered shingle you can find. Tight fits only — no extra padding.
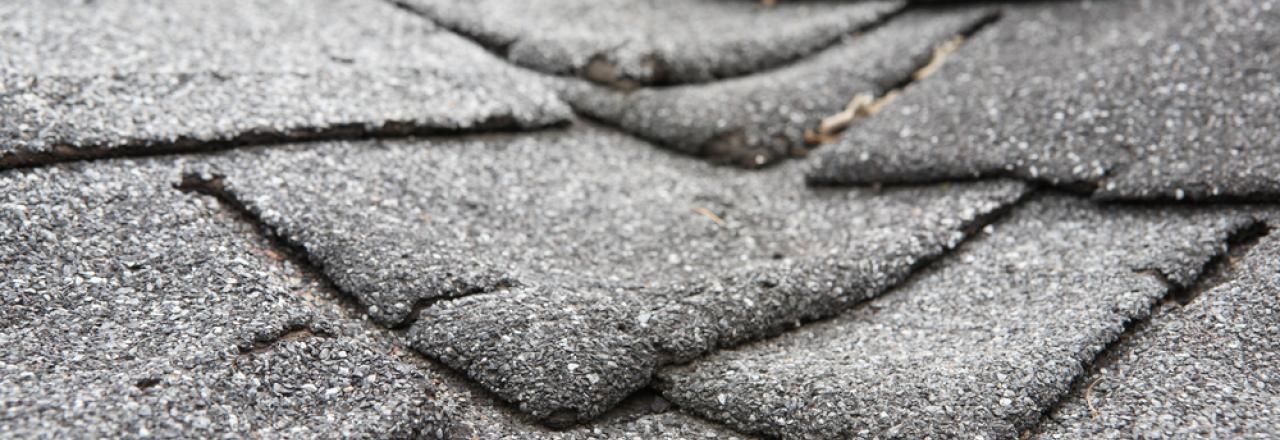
[658,196,1260,440]
[0,0,569,167]
[0,160,456,438]
[809,0,1280,201]
[1037,230,1280,439]
[188,123,1026,425]
[398,0,904,87]
[563,7,995,167]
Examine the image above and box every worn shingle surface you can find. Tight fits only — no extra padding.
[0,160,455,438]
[5,0,1278,437]
[398,0,904,87]
[189,123,1026,425]
[0,0,569,166]
[809,0,1280,201]
[658,196,1260,440]
[563,7,995,167]
[1037,232,1280,439]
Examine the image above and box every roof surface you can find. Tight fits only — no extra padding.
[2,0,1278,439]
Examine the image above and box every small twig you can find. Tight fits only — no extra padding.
[1085,377,1104,420]
[913,36,965,81]
[808,90,902,144]
[692,207,726,226]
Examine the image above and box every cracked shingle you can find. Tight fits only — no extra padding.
[1037,231,1280,439]
[188,123,1027,424]
[397,0,904,87]
[658,196,1261,440]
[0,0,570,166]
[809,0,1280,201]
[561,7,996,167]
[0,160,455,438]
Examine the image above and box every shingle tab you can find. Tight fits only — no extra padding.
[189,124,1027,425]
[563,7,995,167]
[398,0,904,87]
[0,0,569,166]
[1037,231,1280,439]
[658,196,1260,440]
[0,160,455,438]
[809,0,1280,201]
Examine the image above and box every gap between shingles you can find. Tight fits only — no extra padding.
[0,113,563,173]
[803,8,1002,146]
[1018,218,1272,439]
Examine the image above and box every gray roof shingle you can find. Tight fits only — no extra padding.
[397,0,904,87]
[3,0,1278,437]
[808,0,1280,201]
[187,123,1026,424]
[0,0,569,167]
[562,7,996,167]
[658,196,1265,440]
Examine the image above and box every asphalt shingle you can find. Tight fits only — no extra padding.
[0,160,454,438]
[187,123,1027,425]
[658,196,1261,440]
[0,0,569,167]
[562,7,995,167]
[397,0,904,87]
[1037,231,1280,439]
[809,0,1280,201]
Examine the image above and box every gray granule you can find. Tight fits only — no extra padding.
[189,123,1027,424]
[657,196,1261,440]
[0,159,454,438]
[397,0,904,87]
[809,0,1280,201]
[1037,232,1280,439]
[560,7,996,167]
[0,0,570,165]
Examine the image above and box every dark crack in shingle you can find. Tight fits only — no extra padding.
[188,123,1027,425]
[0,0,570,167]
[0,159,456,438]
[809,0,1280,202]
[658,196,1261,440]
[560,7,997,167]
[396,0,904,87]
[1037,228,1280,439]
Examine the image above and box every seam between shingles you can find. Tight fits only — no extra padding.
[1,113,566,173]
[175,173,384,324]
[647,185,1039,377]
[1019,218,1273,439]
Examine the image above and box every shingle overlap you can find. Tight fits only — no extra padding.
[1038,231,1280,439]
[563,7,996,167]
[0,160,456,438]
[188,124,1027,424]
[809,0,1280,201]
[0,0,569,166]
[658,196,1262,439]
[397,0,904,87]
